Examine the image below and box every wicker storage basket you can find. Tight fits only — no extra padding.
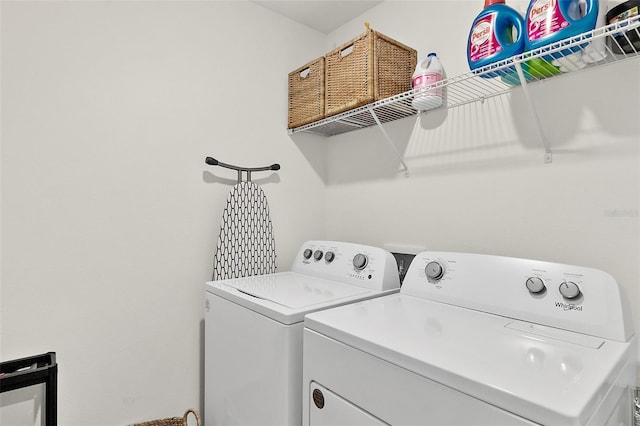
[325,28,416,117]
[130,408,200,426]
[288,56,325,129]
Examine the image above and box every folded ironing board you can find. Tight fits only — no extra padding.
[213,181,277,280]
[205,157,279,280]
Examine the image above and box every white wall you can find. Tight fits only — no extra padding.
[318,0,640,379]
[0,1,326,425]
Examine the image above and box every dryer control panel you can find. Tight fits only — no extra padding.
[401,251,634,343]
[292,241,400,292]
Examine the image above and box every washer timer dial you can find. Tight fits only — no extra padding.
[425,261,445,281]
[352,254,368,270]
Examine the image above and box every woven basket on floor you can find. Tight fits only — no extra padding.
[130,408,200,426]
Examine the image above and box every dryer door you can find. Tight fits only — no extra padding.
[309,382,389,426]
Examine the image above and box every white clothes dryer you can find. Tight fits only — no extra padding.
[303,251,637,426]
[204,240,400,426]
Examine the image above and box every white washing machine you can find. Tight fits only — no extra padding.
[204,240,401,426]
[303,251,637,426]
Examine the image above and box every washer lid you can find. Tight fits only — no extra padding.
[226,272,371,308]
[304,294,635,425]
[205,272,389,325]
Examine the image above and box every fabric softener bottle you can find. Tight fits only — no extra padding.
[525,0,599,58]
[411,52,444,111]
[467,0,525,77]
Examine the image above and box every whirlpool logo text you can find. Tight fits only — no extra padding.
[555,301,583,312]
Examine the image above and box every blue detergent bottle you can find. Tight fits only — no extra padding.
[467,0,525,77]
[525,0,599,58]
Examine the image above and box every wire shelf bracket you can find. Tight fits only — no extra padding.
[514,62,553,163]
[369,107,409,174]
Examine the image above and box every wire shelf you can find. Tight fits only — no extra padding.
[288,16,640,137]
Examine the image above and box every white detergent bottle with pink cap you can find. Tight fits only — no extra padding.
[411,52,443,111]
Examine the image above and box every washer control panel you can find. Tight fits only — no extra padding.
[401,251,633,342]
[524,276,583,300]
[292,241,400,292]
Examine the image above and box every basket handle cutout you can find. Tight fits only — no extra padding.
[299,67,311,78]
[340,44,354,58]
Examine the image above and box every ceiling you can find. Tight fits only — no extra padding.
[252,1,383,34]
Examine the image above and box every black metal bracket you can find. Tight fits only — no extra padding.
[205,157,280,183]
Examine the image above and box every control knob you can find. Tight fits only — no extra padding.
[525,277,546,294]
[352,254,368,270]
[303,249,313,259]
[313,250,323,261]
[325,251,335,263]
[425,261,445,281]
[559,281,581,299]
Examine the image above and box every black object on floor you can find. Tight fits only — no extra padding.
[1,351,57,426]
